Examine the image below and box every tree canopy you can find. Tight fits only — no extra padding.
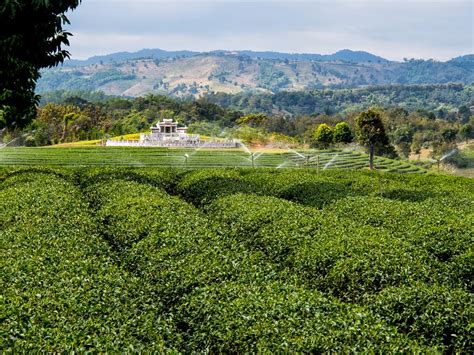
[312,123,334,148]
[333,122,353,144]
[355,109,390,169]
[0,0,81,129]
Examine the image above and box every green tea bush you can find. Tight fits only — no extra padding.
[366,284,473,352]
[78,166,181,192]
[327,195,473,284]
[85,178,281,308]
[178,169,372,208]
[85,179,198,251]
[207,194,437,301]
[0,172,172,351]
[1,167,471,352]
[178,281,429,352]
[444,250,473,291]
[177,169,255,205]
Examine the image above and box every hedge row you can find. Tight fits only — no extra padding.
[84,177,428,351]
[177,168,473,209]
[77,166,182,193]
[206,194,437,298]
[2,167,471,351]
[0,172,172,351]
[177,169,472,287]
[205,193,472,351]
[326,196,473,289]
[178,281,427,353]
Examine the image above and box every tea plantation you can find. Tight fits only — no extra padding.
[0,146,427,173]
[1,167,472,352]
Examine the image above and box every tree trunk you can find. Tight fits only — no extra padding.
[369,144,374,170]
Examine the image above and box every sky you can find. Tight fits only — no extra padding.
[66,0,473,61]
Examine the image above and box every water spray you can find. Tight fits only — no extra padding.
[184,153,189,168]
[431,149,458,172]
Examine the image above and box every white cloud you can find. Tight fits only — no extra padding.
[65,0,474,60]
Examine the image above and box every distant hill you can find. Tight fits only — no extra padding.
[449,54,474,63]
[38,50,474,97]
[65,48,391,67]
[65,48,199,66]
[210,49,390,64]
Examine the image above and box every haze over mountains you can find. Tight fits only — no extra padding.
[37,48,474,97]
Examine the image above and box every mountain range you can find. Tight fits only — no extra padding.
[37,49,474,97]
[64,48,391,66]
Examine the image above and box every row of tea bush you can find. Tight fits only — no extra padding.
[1,166,472,351]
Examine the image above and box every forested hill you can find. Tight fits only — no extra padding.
[37,51,474,97]
[63,48,391,67]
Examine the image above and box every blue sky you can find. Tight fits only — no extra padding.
[66,0,473,61]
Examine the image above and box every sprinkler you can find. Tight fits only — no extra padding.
[430,149,458,172]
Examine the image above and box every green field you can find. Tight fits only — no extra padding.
[0,146,427,173]
[1,166,472,352]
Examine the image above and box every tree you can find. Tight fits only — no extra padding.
[458,124,473,143]
[355,109,390,170]
[457,105,471,124]
[312,123,333,149]
[35,103,81,145]
[391,125,413,158]
[0,0,82,129]
[333,122,353,144]
[236,113,269,127]
[441,128,458,143]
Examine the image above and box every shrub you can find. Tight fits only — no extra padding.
[367,284,473,352]
[177,169,254,206]
[177,281,429,352]
[0,172,172,351]
[207,194,437,302]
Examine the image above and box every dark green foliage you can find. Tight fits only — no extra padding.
[177,169,256,206]
[0,0,82,129]
[441,127,458,142]
[355,108,391,169]
[205,84,474,117]
[458,123,473,142]
[206,193,437,302]
[367,284,473,352]
[356,108,389,147]
[179,281,425,352]
[0,171,172,351]
[1,167,472,351]
[312,123,334,148]
[333,121,353,143]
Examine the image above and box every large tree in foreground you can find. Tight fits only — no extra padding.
[355,109,390,170]
[0,0,81,129]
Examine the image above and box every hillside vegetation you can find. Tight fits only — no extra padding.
[37,52,474,97]
[1,167,472,351]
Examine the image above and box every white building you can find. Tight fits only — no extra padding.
[105,118,237,148]
[140,119,200,144]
